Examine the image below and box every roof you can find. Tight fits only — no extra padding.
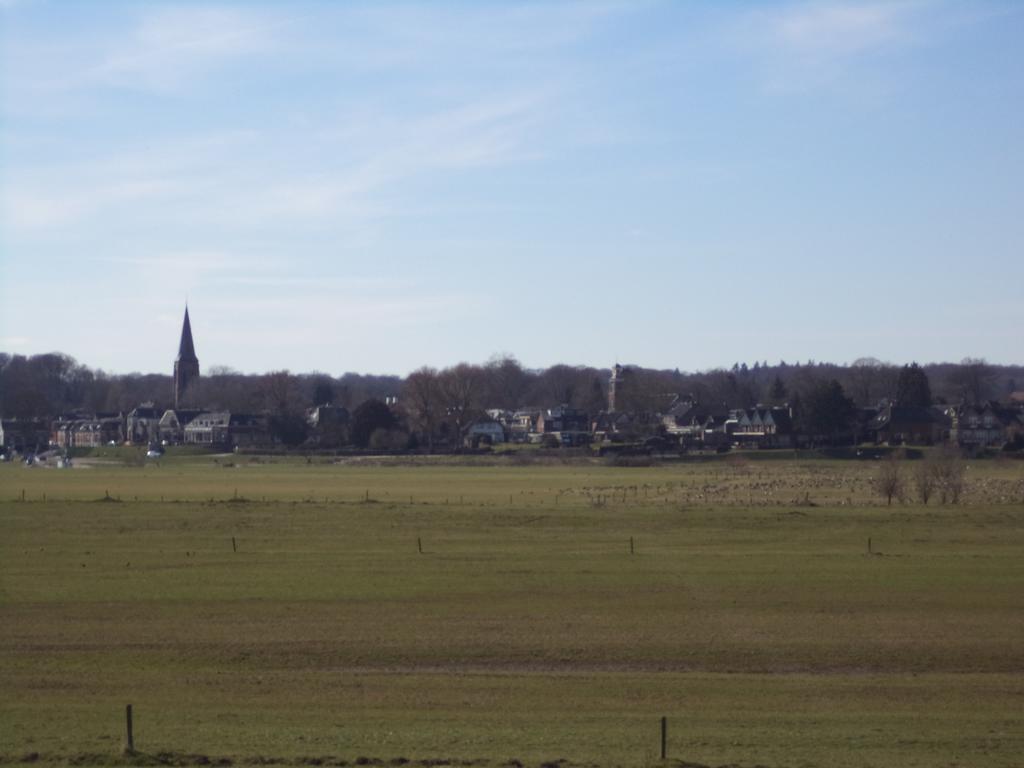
[128,407,162,419]
[667,401,730,426]
[229,413,266,427]
[768,407,793,432]
[160,409,204,424]
[185,411,230,428]
[869,405,940,430]
[953,401,1022,426]
[546,405,587,418]
[468,418,504,430]
[177,306,198,362]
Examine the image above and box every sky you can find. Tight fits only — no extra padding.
[1,0,1022,376]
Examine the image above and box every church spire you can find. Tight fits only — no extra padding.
[174,306,200,408]
[177,306,198,362]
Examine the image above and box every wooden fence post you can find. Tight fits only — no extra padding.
[124,704,134,754]
[661,715,667,760]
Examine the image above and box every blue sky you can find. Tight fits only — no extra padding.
[2,0,1021,376]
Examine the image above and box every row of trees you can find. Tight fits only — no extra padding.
[875,449,967,506]
[0,353,403,421]
[1,351,1019,424]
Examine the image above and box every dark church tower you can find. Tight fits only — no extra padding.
[173,306,200,408]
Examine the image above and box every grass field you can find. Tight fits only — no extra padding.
[2,453,1023,767]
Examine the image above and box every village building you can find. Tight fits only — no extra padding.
[158,409,205,444]
[536,405,590,434]
[662,399,731,446]
[226,413,271,447]
[465,417,507,447]
[724,407,795,448]
[0,419,51,451]
[50,414,125,448]
[591,411,634,440]
[126,404,163,444]
[535,405,591,446]
[509,408,542,440]
[946,402,1023,447]
[182,411,269,448]
[867,404,946,445]
[60,417,124,448]
[183,411,231,445]
[306,404,350,446]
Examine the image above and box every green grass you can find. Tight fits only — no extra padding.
[1,457,1023,767]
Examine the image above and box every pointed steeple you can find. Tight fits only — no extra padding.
[177,306,198,362]
[174,306,200,408]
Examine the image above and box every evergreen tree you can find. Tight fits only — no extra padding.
[895,363,932,407]
[351,399,397,448]
[800,380,856,445]
[769,376,788,404]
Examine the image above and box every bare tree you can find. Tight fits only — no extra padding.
[914,461,935,505]
[540,364,581,407]
[438,363,484,439]
[482,355,532,410]
[259,370,308,445]
[948,358,997,404]
[849,358,883,406]
[875,454,905,506]
[403,367,442,451]
[929,445,966,504]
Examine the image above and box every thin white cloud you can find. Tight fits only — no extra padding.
[246,93,547,222]
[2,131,257,231]
[3,82,547,234]
[4,178,183,230]
[291,2,636,73]
[6,5,284,96]
[101,250,255,272]
[771,2,908,56]
[733,1,925,91]
[100,250,277,293]
[219,293,481,326]
[87,6,279,90]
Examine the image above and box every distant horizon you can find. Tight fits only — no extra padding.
[3,343,1021,381]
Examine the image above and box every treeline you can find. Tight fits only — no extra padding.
[1,351,1021,421]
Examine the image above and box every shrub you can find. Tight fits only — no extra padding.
[874,454,904,505]
[929,445,966,504]
[914,461,935,504]
[368,428,409,451]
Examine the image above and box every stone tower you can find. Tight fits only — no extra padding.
[173,306,200,408]
[608,363,622,413]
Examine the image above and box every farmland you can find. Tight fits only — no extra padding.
[1,452,1023,768]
